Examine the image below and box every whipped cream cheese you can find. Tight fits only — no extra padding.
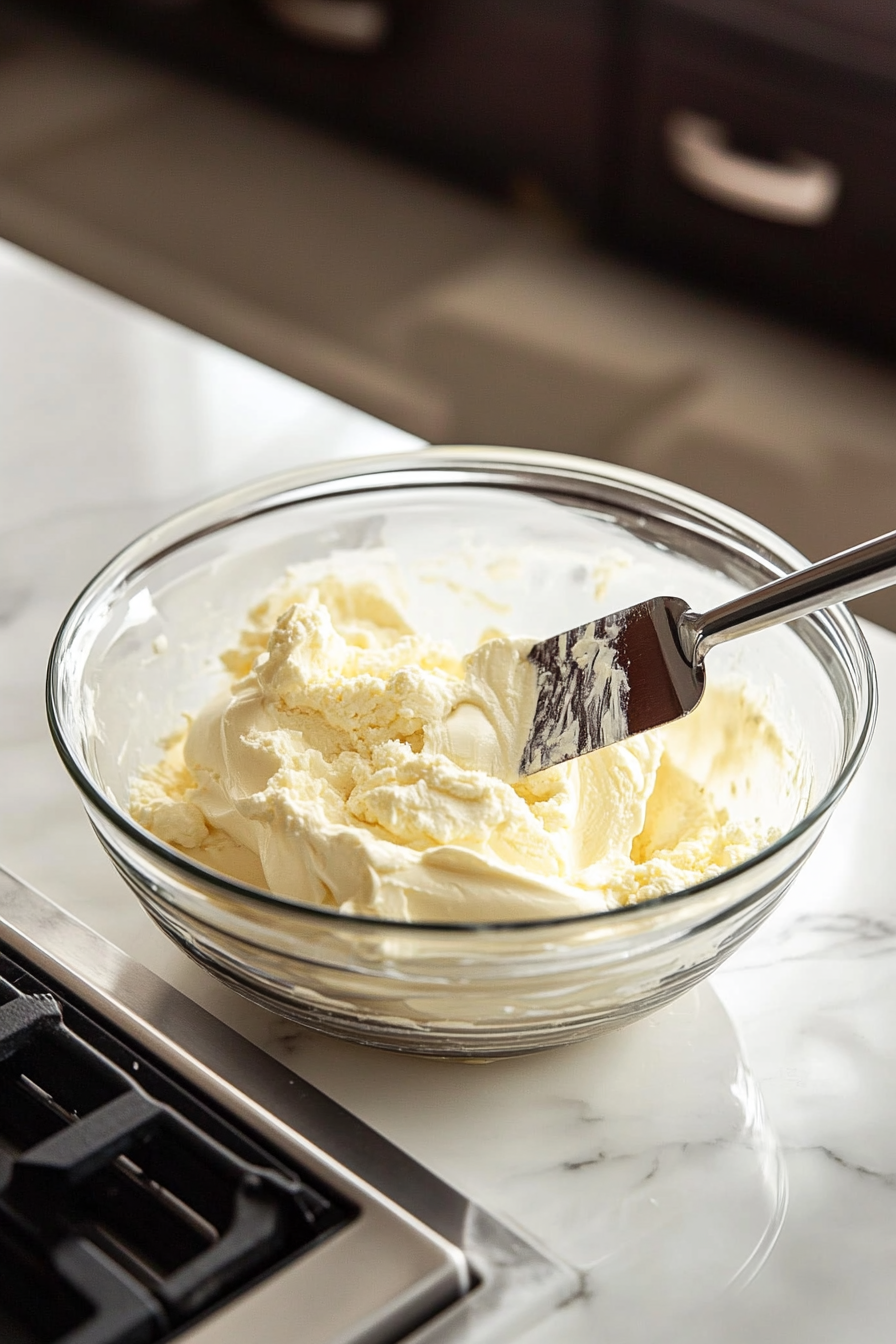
[131,560,808,922]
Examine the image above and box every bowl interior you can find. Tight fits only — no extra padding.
[52,461,868,924]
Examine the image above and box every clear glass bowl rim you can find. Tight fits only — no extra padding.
[46,445,878,934]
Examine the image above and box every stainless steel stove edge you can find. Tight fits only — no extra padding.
[0,867,577,1343]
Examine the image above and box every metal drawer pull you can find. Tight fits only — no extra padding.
[264,0,389,50]
[665,110,841,225]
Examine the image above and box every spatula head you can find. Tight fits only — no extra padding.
[519,596,705,777]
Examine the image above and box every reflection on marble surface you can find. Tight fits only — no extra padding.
[94,922,788,1343]
[0,240,420,535]
[263,984,787,1325]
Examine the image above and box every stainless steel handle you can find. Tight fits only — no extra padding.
[665,110,841,226]
[683,528,896,661]
[264,0,389,50]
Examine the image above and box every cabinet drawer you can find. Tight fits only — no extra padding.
[54,0,605,212]
[621,3,896,342]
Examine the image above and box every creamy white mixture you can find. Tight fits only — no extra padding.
[131,561,808,922]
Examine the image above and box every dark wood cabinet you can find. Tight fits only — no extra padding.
[617,1,896,345]
[44,1,606,214]
[33,0,896,349]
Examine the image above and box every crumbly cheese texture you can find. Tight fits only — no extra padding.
[131,567,807,921]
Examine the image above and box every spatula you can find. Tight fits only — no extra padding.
[518,526,896,777]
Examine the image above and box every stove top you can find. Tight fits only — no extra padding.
[0,870,574,1344]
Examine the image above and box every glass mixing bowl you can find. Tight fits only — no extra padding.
[47,448,876,1057]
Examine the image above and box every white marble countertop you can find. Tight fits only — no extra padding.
[3,237,896,1344]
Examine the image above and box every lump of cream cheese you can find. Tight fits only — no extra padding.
[130,564,808,922]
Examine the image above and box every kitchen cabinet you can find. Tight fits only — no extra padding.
[42,0,605,215]
[28,0,896,345]
[617,1,896,345]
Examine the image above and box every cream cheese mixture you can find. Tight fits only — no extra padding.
[131,560,808,922]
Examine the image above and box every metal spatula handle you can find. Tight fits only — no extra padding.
[682,526,896,663]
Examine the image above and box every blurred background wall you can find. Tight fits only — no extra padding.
[3,0,896,624]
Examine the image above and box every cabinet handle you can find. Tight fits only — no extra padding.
[264,0,389,51]
[665,110,841,225]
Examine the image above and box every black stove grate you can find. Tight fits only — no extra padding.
[0,951,354,1344]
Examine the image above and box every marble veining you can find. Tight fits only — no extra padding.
[3,237,896,1342]
[728,910,896,966]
